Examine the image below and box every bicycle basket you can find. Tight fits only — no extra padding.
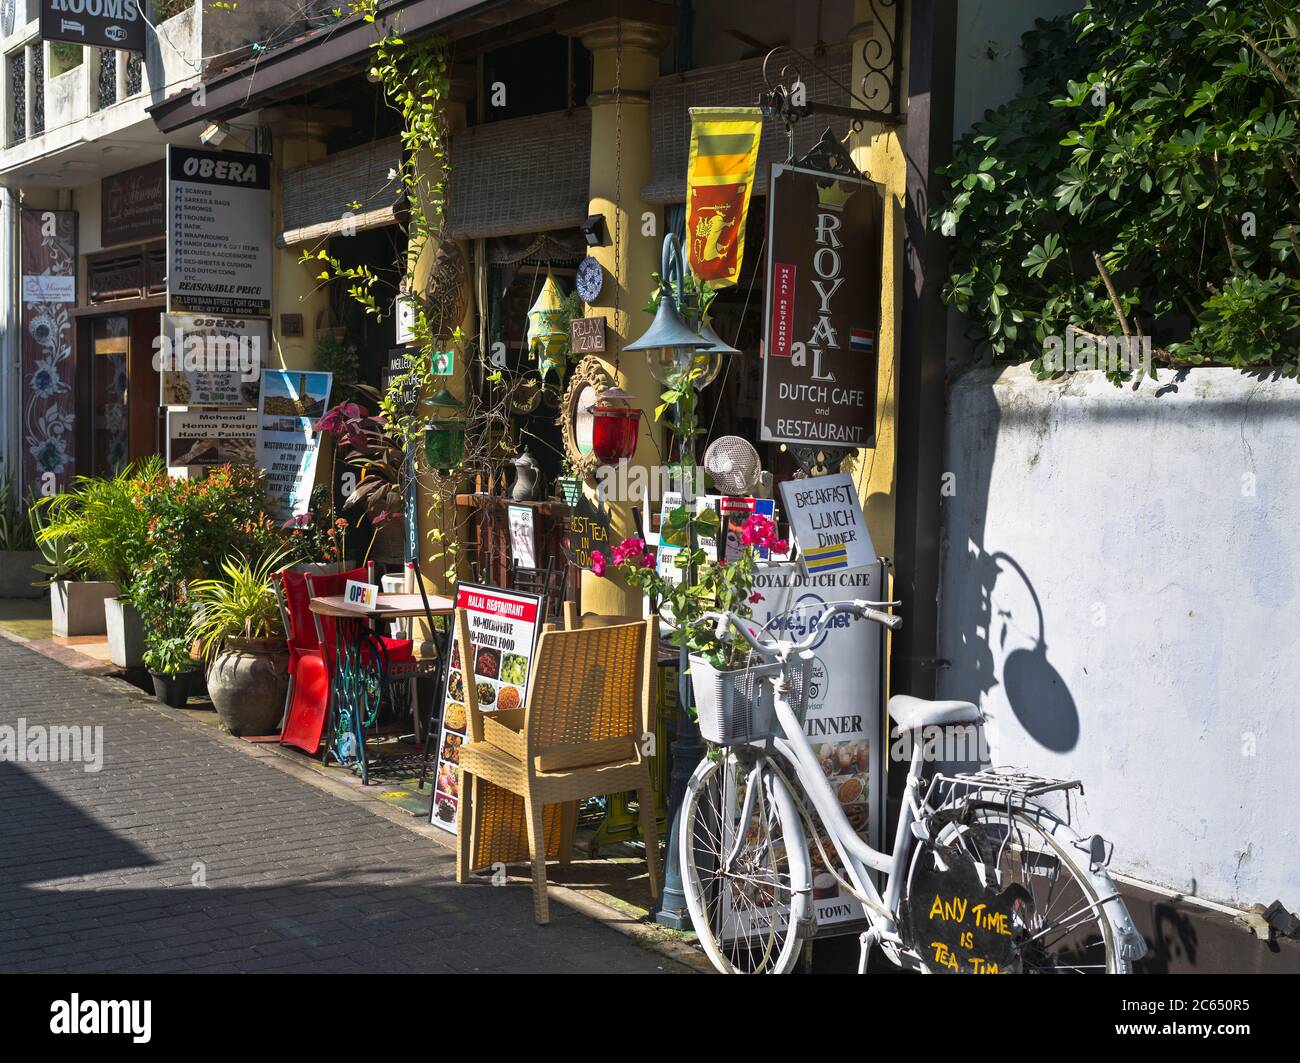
[690,653,811,745]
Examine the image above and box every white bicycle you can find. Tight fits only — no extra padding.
[679,601,1148,975]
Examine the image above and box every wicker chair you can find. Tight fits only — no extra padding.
[455,610,660,924]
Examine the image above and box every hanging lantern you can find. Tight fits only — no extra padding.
[625,234,713,388]
[587,386,640,464]
[423,387,466,471]
[526,272,570,381]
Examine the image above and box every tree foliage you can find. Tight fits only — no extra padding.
[935,0,1300,377]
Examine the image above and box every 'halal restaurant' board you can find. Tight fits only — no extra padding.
[429,584,543,833]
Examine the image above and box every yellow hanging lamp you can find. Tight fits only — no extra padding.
[526,271,569,381]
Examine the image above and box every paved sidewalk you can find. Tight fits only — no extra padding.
[0,636,690,974]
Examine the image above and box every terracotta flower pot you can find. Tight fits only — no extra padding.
[206,637,289,737]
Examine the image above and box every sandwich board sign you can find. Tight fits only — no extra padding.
[429,584,544,834]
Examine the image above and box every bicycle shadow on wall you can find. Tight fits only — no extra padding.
[949,546,1082,755]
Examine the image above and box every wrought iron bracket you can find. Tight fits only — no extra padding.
[789,443,855,478]
[758,0,906,135]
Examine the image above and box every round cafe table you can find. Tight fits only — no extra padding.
[309,593,453,784]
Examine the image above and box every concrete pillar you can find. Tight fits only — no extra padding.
[569,12,673,616]
[262,107,345,373]
[410,83,476,597]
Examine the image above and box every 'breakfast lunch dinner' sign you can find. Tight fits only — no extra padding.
[780,472,876,574]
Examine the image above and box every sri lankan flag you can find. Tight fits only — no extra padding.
[685,107,762,287]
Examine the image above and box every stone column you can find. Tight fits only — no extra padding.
[568,11,673,617]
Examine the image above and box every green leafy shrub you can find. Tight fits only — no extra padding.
[935,0,1300,376]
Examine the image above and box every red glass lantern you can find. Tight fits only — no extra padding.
[589,387,640,464]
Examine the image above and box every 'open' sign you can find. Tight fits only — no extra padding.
[344,580,377,609]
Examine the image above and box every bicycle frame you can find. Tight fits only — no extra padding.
[707,600,925,953]
[764,672,926,944]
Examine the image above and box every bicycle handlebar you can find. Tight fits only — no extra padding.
[700,599,902,663]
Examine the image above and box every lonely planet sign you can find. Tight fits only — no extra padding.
[41,0,147,52]
[760,164,884,449]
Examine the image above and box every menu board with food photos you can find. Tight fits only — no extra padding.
[739,560,886,936]
[429,583,545,833]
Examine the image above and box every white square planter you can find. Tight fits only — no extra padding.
[105,596,145,668]
[50,580,119,637]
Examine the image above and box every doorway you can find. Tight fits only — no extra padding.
[78,309,162,477]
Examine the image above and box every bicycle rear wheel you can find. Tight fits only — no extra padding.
[907,804,1127,974]
[681,752,810,974]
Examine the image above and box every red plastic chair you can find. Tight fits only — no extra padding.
[277,564,414,756]
[276,566,337,755]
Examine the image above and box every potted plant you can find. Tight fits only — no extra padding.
[143,635,202,708]
[188,548,294,737]
[0,468,42,599]
[590,511,788,742]
[35,460,156,659]
[29,496,119,637]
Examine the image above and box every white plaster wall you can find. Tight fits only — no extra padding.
[939,365,1300,909]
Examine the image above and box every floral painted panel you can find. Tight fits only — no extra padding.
[21,209,78,496]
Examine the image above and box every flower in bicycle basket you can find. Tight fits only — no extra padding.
[748,592,764,604]
[589,549,607,577]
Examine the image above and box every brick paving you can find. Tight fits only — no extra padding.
[0,636,689,974]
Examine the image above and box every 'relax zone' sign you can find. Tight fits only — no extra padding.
[760,165,883,449]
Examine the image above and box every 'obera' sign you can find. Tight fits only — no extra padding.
[41,0,147,52]
[167,145,273,319]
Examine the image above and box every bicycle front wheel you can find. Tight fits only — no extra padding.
[680,752,811,974]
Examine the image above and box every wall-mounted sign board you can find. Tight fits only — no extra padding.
[41,0,147,53]
[570,316,607,354]
[760,164,884,449]
[165,408,258,468]
[102,160,165,247]
[159,314,267,408]
[167,145,273,318]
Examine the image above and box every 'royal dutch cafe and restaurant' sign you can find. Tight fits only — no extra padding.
[760,164,884,449]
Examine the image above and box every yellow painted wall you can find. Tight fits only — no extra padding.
[844,1,908,564]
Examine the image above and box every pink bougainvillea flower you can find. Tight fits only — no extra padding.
[641,551,656,569]
[590,550,607,577]
[748,592,764,604]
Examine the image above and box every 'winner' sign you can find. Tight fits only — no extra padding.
[760,165,884,449]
